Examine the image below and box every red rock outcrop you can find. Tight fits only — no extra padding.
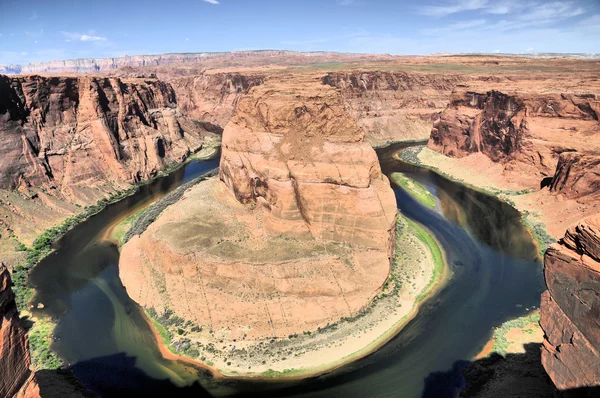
[0,75,207,197]
[428,90,600,179]
[550,152,600,200]
[322,71,463,146]
[119,73,397,345]
[220,73,397,249]
[168,73,264,127]
[540,214,600,390]
[1,263,33,397]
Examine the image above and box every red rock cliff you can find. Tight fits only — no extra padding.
[322,71,463,146]
[219,73,397,249]
[540,214,600,390]
[428,90,600,179]
[0,75,207,197]
[0,264,32,397]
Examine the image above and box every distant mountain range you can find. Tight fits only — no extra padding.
[1,50,598,75]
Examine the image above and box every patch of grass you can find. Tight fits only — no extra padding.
[260,368,302,377]
[113,207,148,246]
[491,312,541,355]
[521,215,556,254]
[28,317,63,370]
[406,218,445,303]
[390,172,437,209]
[145,308,176,353]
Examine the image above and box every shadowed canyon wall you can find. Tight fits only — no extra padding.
[0,263,31,397]
[428,90,600,180]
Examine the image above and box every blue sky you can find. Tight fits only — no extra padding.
[1,0,599,64]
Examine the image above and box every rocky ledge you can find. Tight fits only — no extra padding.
[540,214,600,390]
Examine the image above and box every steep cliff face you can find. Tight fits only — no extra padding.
[1,263,32,397]
[550,152,600,200]
[168,73,264,127]
[322,71,463,147]
[0,74,213,246]
[428,90,600,179]
[220,74,397,249]
[0,75,206,196]
[540,214,600,390]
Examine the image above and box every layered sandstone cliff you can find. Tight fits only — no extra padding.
[0,264,32,397]
[540,214,600,390]
[0,74,213,246]
[120,74,397,344]
[168,73,264,127]
[428,90,600,181]
[322,71,463,147]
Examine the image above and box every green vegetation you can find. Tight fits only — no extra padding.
[390,172,437,209]
[260,368,303,377]
[28,317,63,370]
[521,214,556,254]
[113,207,148,246]
[400,145,555,256]
[406,218,445,303]
[491,312,541,355]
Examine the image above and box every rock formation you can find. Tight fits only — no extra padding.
[540,214,600,390]
[322,71,463,146]
[0,74,214,246]
[220,74,397,248]
[0,263,32,397]
[428,90,600,179]
[550,152,600,200]
[0,74,207,195]
[120,73,397,342]
[168,73,265,127]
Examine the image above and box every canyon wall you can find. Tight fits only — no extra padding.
[322,71,463,147]
[428,90,600,181]
[0,263,32,397]
[0,74,212,246]
[168,73,264,127]
[540,214,600,390]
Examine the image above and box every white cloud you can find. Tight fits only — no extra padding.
[419,0,489,17]
[62,31,107,42]
[339,0,354,5]
[185,37,190,41]
[81,34,107,41]
[203,0,220,4]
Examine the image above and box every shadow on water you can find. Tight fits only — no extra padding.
[26,144,549,398]
[426,342,600,398]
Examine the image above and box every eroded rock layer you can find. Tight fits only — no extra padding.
[540,215,600,390]
[0,74,207,196]
[220,74,397,249]
[120,74,397,340]
[0,264,31,398]
[0,74,213,246]
[428,90,600,179]
[322,71,463,147]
